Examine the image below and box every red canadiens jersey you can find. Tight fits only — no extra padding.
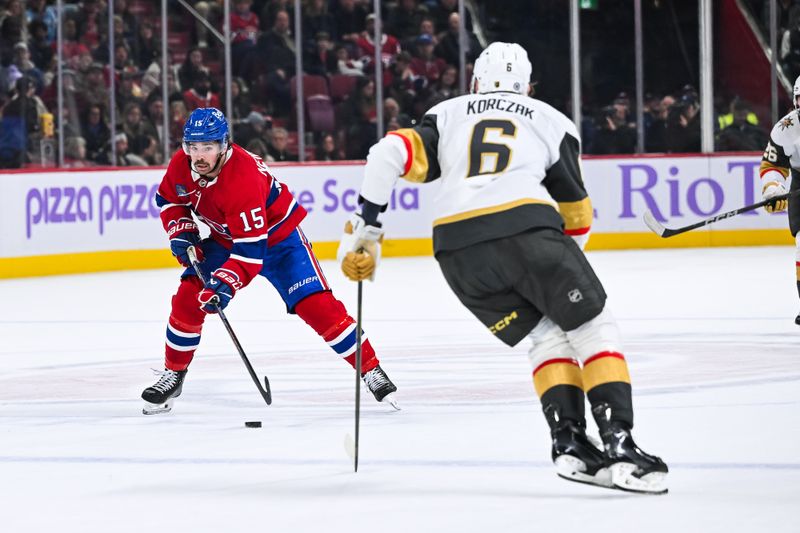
[156,144,307,288]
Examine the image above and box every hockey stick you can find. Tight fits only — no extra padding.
[353,279,363,472]
[643,189,800,238]
[187,246,272,406]
[344,279,364,471]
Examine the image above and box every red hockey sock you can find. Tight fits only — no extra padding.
[164,276,206,371]
[294,291,379,373]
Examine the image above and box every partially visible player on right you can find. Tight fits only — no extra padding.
[760,74,800,325]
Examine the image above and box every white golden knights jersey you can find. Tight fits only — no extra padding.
[360,91,592,253]
[761,110,800,188]
[761,110,800,236]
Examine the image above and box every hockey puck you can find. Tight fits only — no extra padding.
[244,421,262,428]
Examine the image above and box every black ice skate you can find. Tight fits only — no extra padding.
[142,368,187,415]
[551,420,613,489]
[794,312,800,326]
[592,403,668,494]
[362,365,399,410]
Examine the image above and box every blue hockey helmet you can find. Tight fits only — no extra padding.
[182,107,229,153]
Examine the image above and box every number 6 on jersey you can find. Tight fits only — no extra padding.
[467,119,517,177]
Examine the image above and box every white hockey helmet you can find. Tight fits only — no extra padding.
[471,42,532,95]
[794,75,800,111]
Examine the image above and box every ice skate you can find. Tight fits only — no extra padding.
[593,403,668,494]
[794,311,800,326]
[551,420,613,489]
[142,368,187,415]
[362,365,399,410]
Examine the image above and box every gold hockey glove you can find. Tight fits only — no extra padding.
[341,251,377,281]
[763,181,788,213]
[337,213,384,282]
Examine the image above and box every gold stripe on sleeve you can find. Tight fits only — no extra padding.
[391,128,430,183]
[557,197,593,232]
[759,161,790,178]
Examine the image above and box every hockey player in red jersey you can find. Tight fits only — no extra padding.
[338,43,667,494]
[142,107,397,414]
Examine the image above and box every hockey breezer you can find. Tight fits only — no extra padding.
[188,246,272,405]
[643,189,800,238]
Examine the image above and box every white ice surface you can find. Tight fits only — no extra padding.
[1,247,798,532]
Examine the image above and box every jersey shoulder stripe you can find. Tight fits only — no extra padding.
[266,181,281,206]
[388,114,441,183]
[155,192,190,209]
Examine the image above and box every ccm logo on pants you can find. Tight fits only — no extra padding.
[489,311,518,334]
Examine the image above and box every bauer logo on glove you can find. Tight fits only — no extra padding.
[337,213,384,282]
[168,218,203,267]
[167,218,198,238]
[197,269,238,313]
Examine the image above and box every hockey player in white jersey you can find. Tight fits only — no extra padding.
[337,42,667,493]
[760,74,800,325]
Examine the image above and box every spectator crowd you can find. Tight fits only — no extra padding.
[0,0,780,168]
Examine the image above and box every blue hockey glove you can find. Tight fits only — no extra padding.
[197,270,239,313]
[168,218,204,267]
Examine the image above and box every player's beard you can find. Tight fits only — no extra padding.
[192,151,224,177]
[193,158,211,173]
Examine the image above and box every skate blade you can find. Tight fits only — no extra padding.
[381,393,401,411]
[142,399,174,415]
[555,455,614,489]
[610,462,668,495]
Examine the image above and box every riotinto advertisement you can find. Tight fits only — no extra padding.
[0,154,787,264]
[584,155,779,232]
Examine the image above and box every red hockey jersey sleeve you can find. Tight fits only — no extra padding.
[155,152,195,235]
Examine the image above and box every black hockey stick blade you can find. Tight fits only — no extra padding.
[642,189,800,238]
[187,246,272,406]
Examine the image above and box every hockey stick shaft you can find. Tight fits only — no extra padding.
[187,246,272,406]
[353,280,363,472]
[644,189,800,238]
